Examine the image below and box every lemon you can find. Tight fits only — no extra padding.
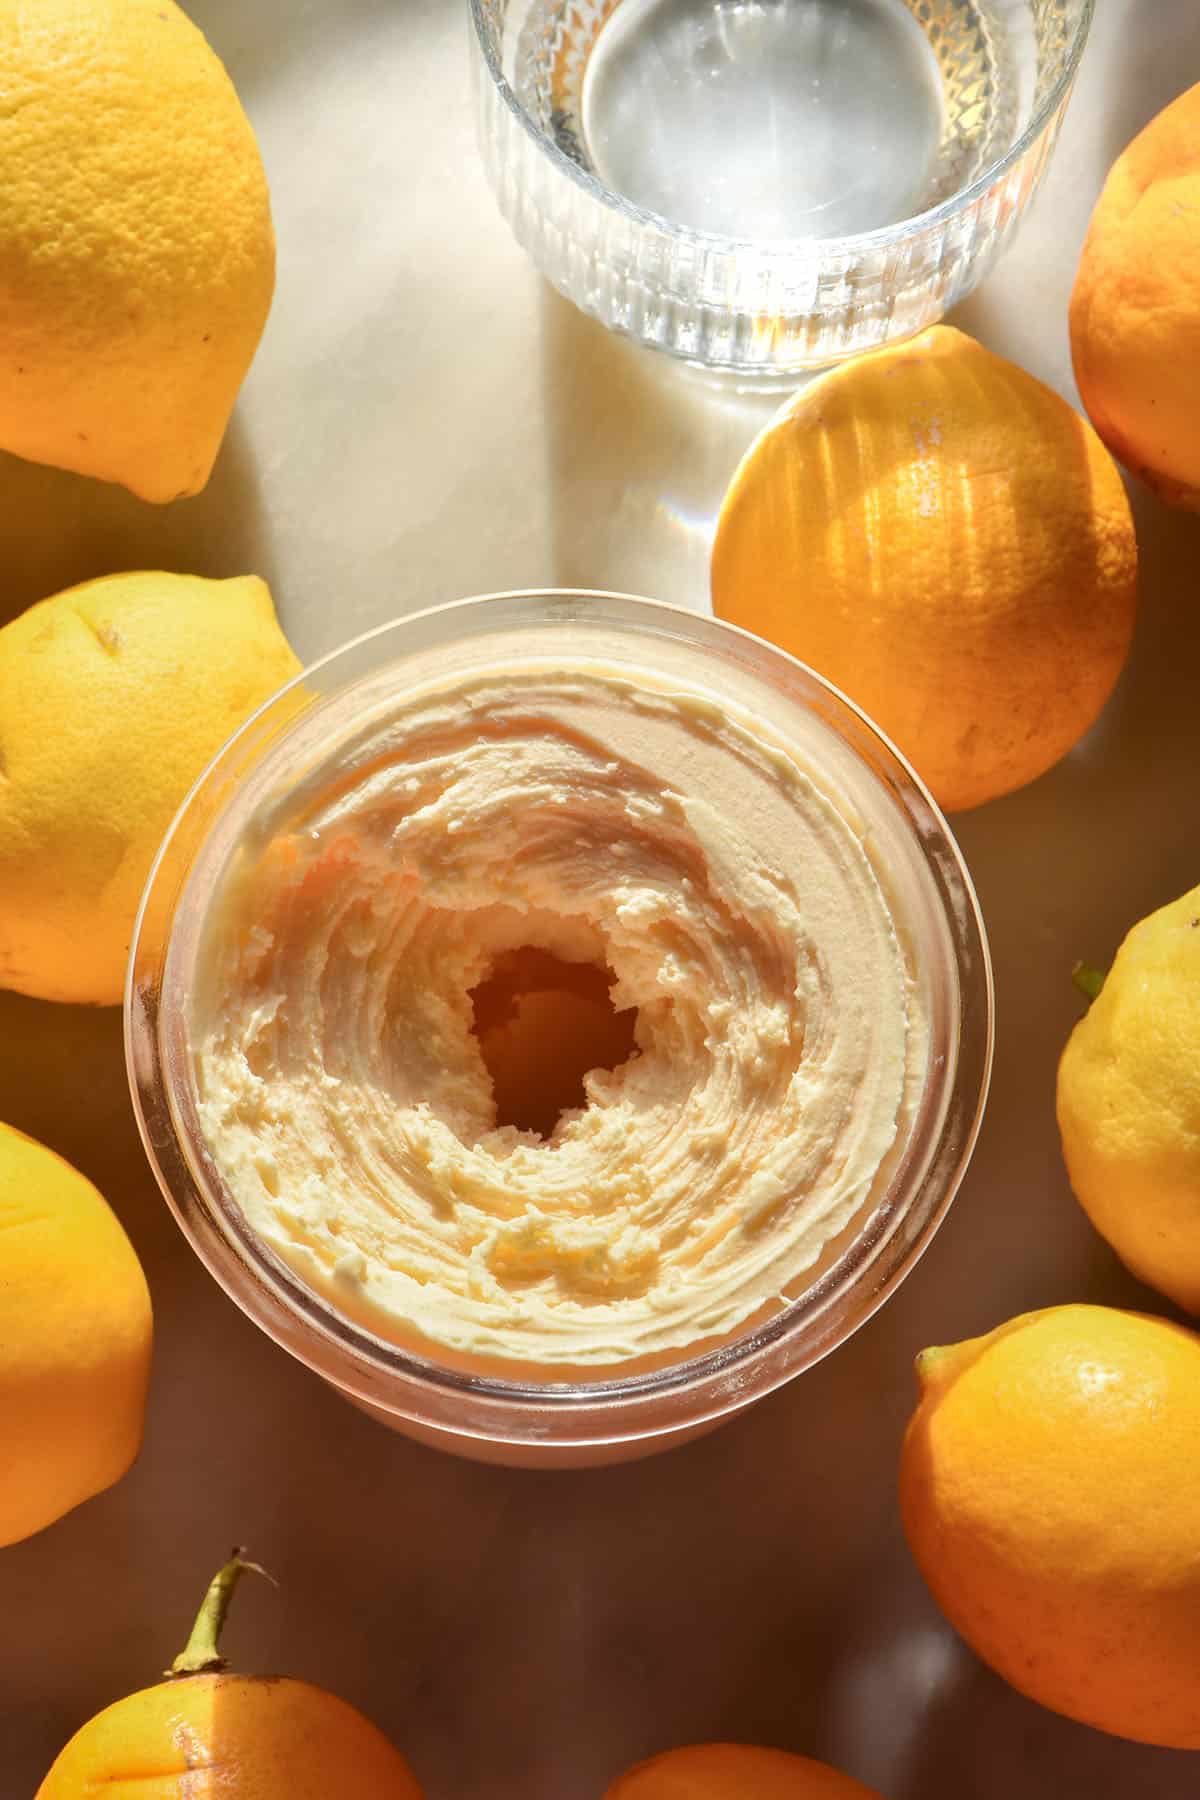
[1071,83,1200,510]
[0,1120,152,1546]
[0,0,274,503]
[0,571,301,1006]
[1057,884,1200,1313]
[37,1553,426,1799]
[901,1304,1200,1747]
[711,326,1137,812]
[604,1743,882,1798]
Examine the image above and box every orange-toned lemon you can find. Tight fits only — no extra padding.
[1071,82,1200,509]
[36,1555,425,1799]
[712,325,1137,812]
[900,1304,1200,1747]
[603,1743,881,1798]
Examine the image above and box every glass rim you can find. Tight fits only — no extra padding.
[467,0,1095,260]
[125,590,994,1444]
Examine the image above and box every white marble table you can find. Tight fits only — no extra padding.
[2,2,1200,1794]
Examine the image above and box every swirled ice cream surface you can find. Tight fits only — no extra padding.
[190,662,929,1369]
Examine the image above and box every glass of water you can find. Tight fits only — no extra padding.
[470,0,1093,373]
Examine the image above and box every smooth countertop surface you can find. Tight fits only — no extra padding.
[2,2,1200,1795]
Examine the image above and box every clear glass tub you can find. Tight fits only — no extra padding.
[471,0,1094,372]
[126,590,992,1466]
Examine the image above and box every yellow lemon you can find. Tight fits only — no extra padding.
[1071,83,1200,510]
[1057,883,1200,1312]
[900,1304,1200,1748]
[711,325,1137,812]
[0,570,301,1006]
[38,1553,426,1799]
[0,0,274,502]
[0,1120,152,1546]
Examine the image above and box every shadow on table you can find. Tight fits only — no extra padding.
[139,1267,918,1800]
[0,416,278,627]
[1091,480,1200,843]
[539,285,788,605]
[0,991,132,1192]
[1100,2,1200,165]
[895,1648,1198,1800]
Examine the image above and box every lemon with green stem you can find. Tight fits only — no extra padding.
[37,1552,426,1798]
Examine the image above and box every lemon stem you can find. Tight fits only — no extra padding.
[1072,961,1106,1004]
[167,1549,273,1679]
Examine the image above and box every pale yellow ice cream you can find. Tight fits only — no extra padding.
[189,660,929,1371]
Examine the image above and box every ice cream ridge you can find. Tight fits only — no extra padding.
[190,659,929,1372]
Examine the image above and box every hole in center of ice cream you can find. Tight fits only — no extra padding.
[469,946,639,1140]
